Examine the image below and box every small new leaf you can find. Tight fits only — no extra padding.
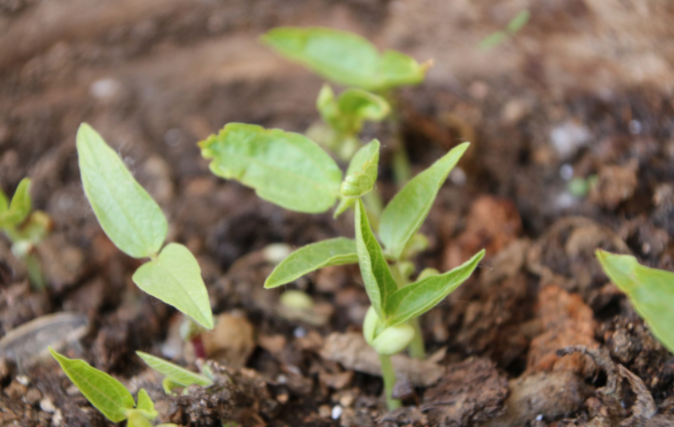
[135,388,158,420]
[200,123,342,213]
[77,123,167,258]
[132,243,213,329]
[354,199,398,319]
[386,249,485,327]
[379,142,469,260]
[49,347,134,422]
[261,27,427,91]
[265,238,358,288]
[136,351,214,389]
[596,250,674,353]
[0,178,32,228]
[318,85,390,135]
[340,139,380,198]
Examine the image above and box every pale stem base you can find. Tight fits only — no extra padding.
[379,353,401,410]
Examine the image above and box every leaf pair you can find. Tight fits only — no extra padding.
[355,198,485,324]
[0,178,32,229]
[317,84,390,136]
[136,351,213,393]
[261,27,428,91]
[77,124,213,329]
[596,250,674,354]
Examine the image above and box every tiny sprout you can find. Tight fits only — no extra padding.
[280,290,314,311]
[479,9,530,50]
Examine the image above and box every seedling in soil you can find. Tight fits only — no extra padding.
[136,351,213,394]
[262,26,431,184]
[479,9,530,50]
[596,249,674,354]
[0,177,51,289]
[49,347,178,427]
[200,123,484,409]
[76,124,214,354]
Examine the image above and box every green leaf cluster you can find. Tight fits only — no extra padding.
[77,123,213,329]
[136,351,213,394]
[0,178,31,228]
[317,84,390,136]
[261,27,428,91]
[596,250,674,353]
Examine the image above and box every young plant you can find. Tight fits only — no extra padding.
[261,26,431,184]
[478,9,530,50]
[49,347,178,427]
[136,351,213,394]
[0,177,51,289]
[200,123,484,409]
[76,124,214,353]
[596,250,674,353]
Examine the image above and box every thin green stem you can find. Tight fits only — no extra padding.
[407,317,426,360]
[378,353,401,410]
[23,252,46,290]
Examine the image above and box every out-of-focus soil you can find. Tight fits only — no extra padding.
[1,0,674,426]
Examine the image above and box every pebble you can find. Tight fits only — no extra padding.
[331,405,343,420]
[40,397,56,413]
[51,409,63,426]
[25,388,42,406]
[550,121,591,160]
[16,375,30,386]
[319,404,331,418]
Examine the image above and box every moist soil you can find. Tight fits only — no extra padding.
[1,1,674,426]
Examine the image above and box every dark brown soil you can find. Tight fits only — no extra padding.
[2,1,674,426]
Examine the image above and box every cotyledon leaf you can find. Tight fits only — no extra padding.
[354,199,398,319]
[132,243,213,330]
[386,250,485,327]
[265,238,358,288]
[261,27,428,91]
[136,351,213,388]
[596,249,674,353]
[49,347,134,422]
[340,139,380,198]
[77,123,167,258]
[0,177,32,228]
[135,388,157,420]
[317,85,390,135]
[379,142,470,260]
[199,123,342,214]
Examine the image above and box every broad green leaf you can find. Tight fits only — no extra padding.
[199,123,342,213]
[136,351,213,389]
[386,249,485,327]
[132,243,213,329]
[265,237,358,288]
[135,388,157,420]
[354,199,398,319]
[340,139,380,198]
[49,347,134,422]
[507,10,530,33]
[317,85,390,135]
[0,178,31,227]
[77,123,167,258]
[261,27,427,91]
[596,250,674,353]
[379,142,469,260]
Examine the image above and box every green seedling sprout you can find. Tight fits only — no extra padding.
[596,250,674,354]
[49,348,178,427]
[262,26,431,185]
[200,123,484,409]
[76,124,214,357]
[0,178,51,289]
[479,9,530,50]
[136,351,213,394]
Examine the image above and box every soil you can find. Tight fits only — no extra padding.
[1,0,674,426]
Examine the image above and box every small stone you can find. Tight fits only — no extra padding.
[319,404,332,418]
[51,409,63,426]
[16,374,30,386]
[66,384,80,396]
[332,405,343,420]
[339,392,355,408]
[277,393,289,404]
[4,379,27,400]
[25,388,42,406]
[40,397,56,413]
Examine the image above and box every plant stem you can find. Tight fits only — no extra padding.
[407,317,426,360]
[191,335,206,359]
[23,253,46,290]
[378,353,401,410]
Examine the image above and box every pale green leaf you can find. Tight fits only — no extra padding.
[49,347,134,422]
[317,85,390,135]
[596,250,674,353]
[135,388,157,420]
[340,139,380,198]
[379,142,469,260]
[77,123,167,258]
[0,189,7,214]
[333,196,356,218]
[132,243,213,329]
[127,410,153,427]
[136,351,213,389]
[386,249,485,327]
[265,237,358,288]
[0,178,32,228]
[199,123,342,213]
[261,27,427,91]
[507,10,530,33]
[354,199,398,319]
[479,31,508,50]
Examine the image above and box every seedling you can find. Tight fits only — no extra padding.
[262,26,431,184]
[596,250,674,354]
[200,123,484,409]
[479,9,530,50]
[136,351,213,394]
[49,347,178,427]
[76,124,214,355]
[0,177,51,289]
